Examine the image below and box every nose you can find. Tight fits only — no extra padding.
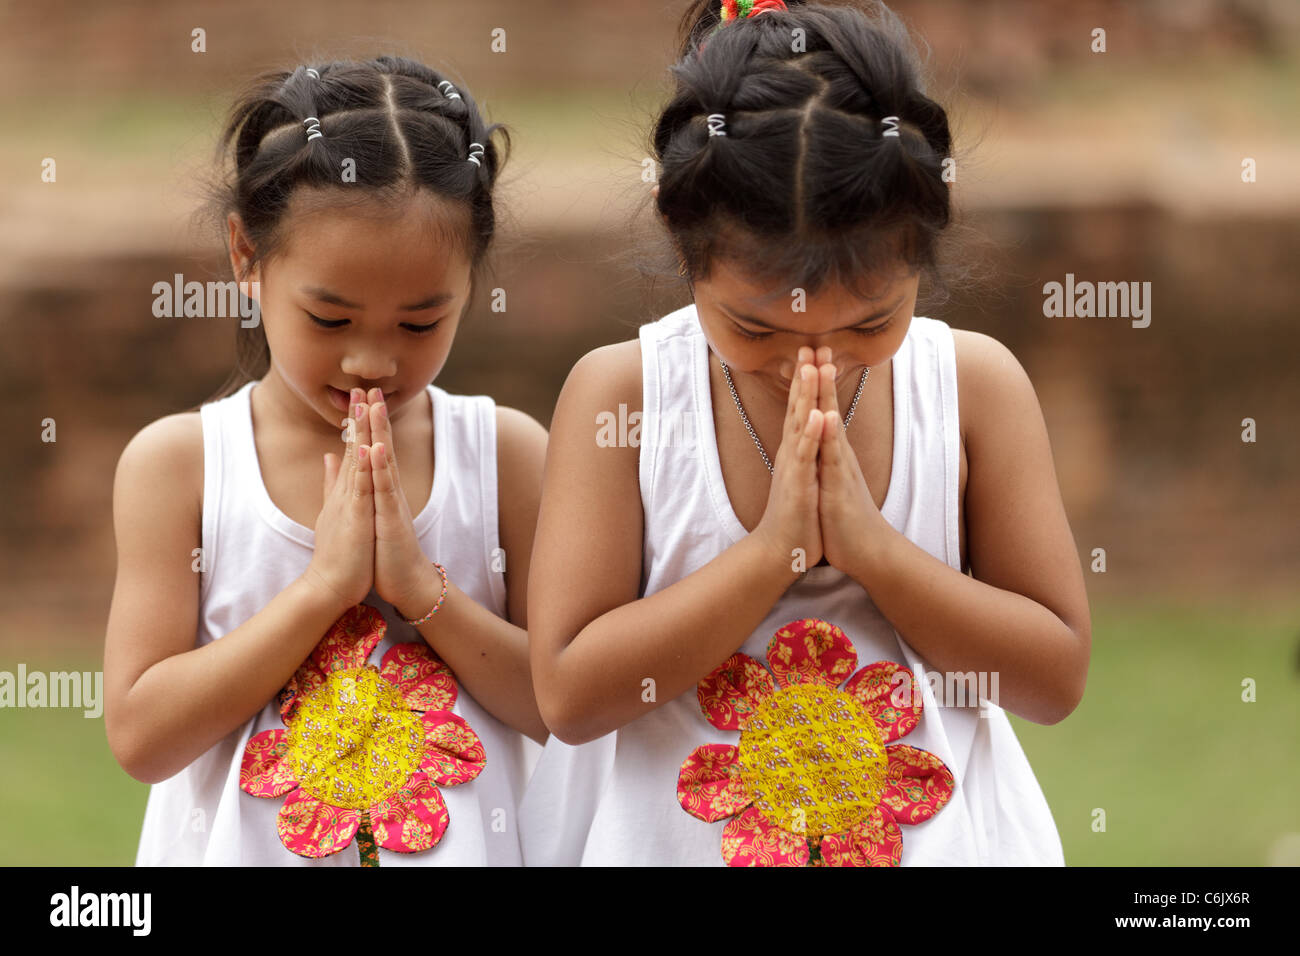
[340,350,397,388]
[779,345,835,379]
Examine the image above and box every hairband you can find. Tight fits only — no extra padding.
[300,67,324,143]
[719,0,788,23]
[295,66,483,167]
[438,80,483,167]
[705,110,901,143]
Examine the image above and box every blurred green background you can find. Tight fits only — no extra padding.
[1,0,1297,865]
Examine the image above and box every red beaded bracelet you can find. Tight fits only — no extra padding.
[399,562,448,626]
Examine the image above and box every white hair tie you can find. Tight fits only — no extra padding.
[706,113,727,137]
[881,115,901,138]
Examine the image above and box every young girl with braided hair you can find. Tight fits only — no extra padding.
[523,0,1088,866]
[105,55,548,866]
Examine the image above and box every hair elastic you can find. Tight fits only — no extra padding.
[304,67,320,80]
[437,80,462,101]
[881,115,901,137]
[302,116,322,141]
[467,141,485,167]
[706,113,728,137]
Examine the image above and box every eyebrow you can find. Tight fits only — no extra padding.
[301,286,456,312]
[721,298,902,332]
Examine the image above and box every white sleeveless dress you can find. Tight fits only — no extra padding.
[519,304,1065,866]
[134,380,539,866]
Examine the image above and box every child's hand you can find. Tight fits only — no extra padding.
[815,352,887,577]
[365,388,438,622]
[752,346,825,573]
[302,392,376,614]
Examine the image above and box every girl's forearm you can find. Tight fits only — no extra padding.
[401,575,549,743]
[849,518,1088,725]
[112,575,354,784]
[540,534,800,746]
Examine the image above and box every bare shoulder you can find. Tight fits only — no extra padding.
[494,405,548,456]
[529,337,647,684]
[950,327,1040,446]
[494,404,548,504]
[115,411,205,518]
[950,326,1089,640]
[107,411,206,712]
[562,338,643,412]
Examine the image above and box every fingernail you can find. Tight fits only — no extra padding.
[358,445,368,461]
[376,402,386,421]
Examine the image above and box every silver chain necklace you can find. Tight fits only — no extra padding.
[718,358,870,475]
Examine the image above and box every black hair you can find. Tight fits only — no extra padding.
[195,53,510,403]
[648,0,979,307]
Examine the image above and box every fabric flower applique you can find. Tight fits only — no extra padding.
[240,603,484,866]
[677,618,954,866]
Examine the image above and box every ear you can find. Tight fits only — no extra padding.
[226,212,261,295]
[651,184,673,230]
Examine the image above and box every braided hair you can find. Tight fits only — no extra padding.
[652,0,962,304]
[200,55,509,400]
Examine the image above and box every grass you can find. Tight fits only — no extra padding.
[1009,596,1300,866]
[2,596,1296,865]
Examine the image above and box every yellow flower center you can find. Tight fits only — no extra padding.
[284,667,424,809]
[738,682,888,836]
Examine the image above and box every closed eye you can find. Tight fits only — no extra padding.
[849,317,893,335]
[308,314,442,334]
[730,318,892,338]
[730,321,772,340]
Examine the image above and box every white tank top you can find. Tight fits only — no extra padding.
[134,380,538,866]
[520,304,1065,866]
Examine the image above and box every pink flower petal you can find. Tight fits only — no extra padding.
[419,711,486,786]
[844,660,923,743]
[281,604,387,721]
[368,772,449,853]
[379,642,457,713]
[820,805,903,866]
[239,729,298,798]
[766,618,857,690]
[720,805,810,867]
[880,743,955,824]
[677,744,750,823]
[276,788,361,859]
[697,653,775,730]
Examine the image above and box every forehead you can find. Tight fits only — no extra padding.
[274,187,472,291]
[705,256,917,312]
